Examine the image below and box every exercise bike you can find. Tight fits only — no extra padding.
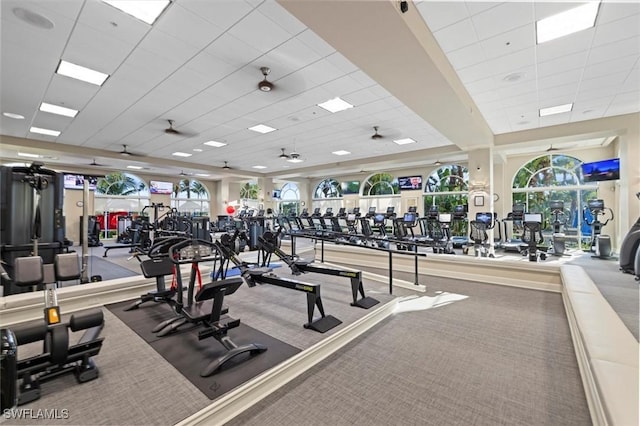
[549,200,570,256]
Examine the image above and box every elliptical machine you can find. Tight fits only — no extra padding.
[619,191,640,278]
[583,199,614,258]
[520,213,547,262]
[549,200,569,256]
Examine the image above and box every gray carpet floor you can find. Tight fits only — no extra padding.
[1,243,595,425]
[228,276,590,426]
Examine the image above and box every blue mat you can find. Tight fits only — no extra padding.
[211,262,282,279]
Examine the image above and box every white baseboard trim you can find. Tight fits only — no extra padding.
[176,298,399,426]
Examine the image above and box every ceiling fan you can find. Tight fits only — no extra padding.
[178,170,193,177]
[88,158,107,167]
[119,144,142,157]
[287,151,303,163]
[222,161,231,170]
[258,67,274,92]
[164,119,198,137]
[546,144,560,152]
[278,148,290,159]
[371,126,384,140]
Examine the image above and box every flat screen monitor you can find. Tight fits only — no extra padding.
[386,206,395,214]
[581,158,620,182]
[325,207,333,215]
[301,208,308,216]
[272,189,281,199]
[549,200,564,210]
[150,180,173,194]
[524,213,542,223]
[347,213,356,221]
[408,206,417,213]
[313,207,321,215]
[403,212,416,224]
[454,205,466,214]
[438,213,452,223]
[476,212,492,225]
[353,207,360,214]
[587,199,604,210]
[63,174,98,190]
[513,203,525,213]
[373,213,386,224]
[398,176,423,190]
[368,207,376,214]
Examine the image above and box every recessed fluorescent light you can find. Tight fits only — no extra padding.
[56,60,109,86]
[203,140,227,147]
[248,124,276,134]
[287,158,303,164]
[39,102,78,118]
[536,2,600,44]
[332,150,351,156]
[195,173,209,177]
[252,165,267,169]
[172,152,192,157]
[127,165,143,170]
[539,103,573,117]
[393,138,417,145]
[192,148,203,152]
[317,97,354,113]
[18,152,41,158]
[3,112,24,119]
[30,126,60,137]
[102,0,170,25]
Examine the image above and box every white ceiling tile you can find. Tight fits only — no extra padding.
[598,1,640,25]
[296,29,335,57]
[185,52,237,85]
[324,53,358,75]
[257,37,323,78]
[179,0,254,30]
[539,113,571,127]
[63,23,136,74]
[205,33,263,68]
[465,2,502,17]
[446,43,487,70]
[583,55,638,81]
[471,2,533,41]
[538,84,578,101]
[537,68,583,90]
[482,47,536,78]
[416,1,469,32]
[592,13,640,47]
[606,90,640,115]
[257,0,306,35]
[155,4,225,51]
[433,18,479,53]
[533,2,580,21]
[587,36,640,65]
[228,9,293,54]
[480,23,534,60]
[622,63,639,91]
[456,60,493,83]
[580,71,630,92]
[464,76,501,96]
[137,28,200,67]
[537,50,589,78]
[496,80,538,101]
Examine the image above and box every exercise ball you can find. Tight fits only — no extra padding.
[226,205,235,214]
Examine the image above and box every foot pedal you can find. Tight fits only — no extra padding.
[352,296,379,309]
[304,315,342,333]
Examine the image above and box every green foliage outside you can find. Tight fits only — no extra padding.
[362,173,399,196]
[173,179,208,199]
[425,165,468,192]
[95,172,146,195]
[240,182,260,200]
[279,201,299,216]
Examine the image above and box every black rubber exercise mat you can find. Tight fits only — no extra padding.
[105,300,301,400]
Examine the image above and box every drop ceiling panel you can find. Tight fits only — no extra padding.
[587,36,640,65]
[204,33,263,68]
[537,50,589,78]
[227,9,293,54]
[465,2,501,16]
[535,28,596,63]
[257,37,324,75]
[598,1,640,24]
[416,1,468,32]
[256,0,306,36]
[137,28,200,67]
[592,13,640,47]
[446,43,487,70]
[178,0,254,31]
[154,4,224,51]
[433,18,479,53]
[582,55,638,81]
[296,29,335,57]
[43,75,102,111]
[479,24,534,60]
[80,0,150,44]
[471,2,533,41]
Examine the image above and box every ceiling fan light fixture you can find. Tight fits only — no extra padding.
[222,161,231,170]
[258,67,273,92]
[287,152,303,163]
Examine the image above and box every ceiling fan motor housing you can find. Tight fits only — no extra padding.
[259,80,273,92]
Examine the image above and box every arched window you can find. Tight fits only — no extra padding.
[361,173,399,196]
[423,165,469,236]
[94,172,150,238]
[278,182,301,216]
[240,182,260,200]
[171,179,210,216]
[511,154,597,245]
[314,179,342,198]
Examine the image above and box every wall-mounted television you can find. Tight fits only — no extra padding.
[581,158,620,182]
[398,175,422,190]
[272,189,281,199]
[150,180,173,194]
[64,174,98,190]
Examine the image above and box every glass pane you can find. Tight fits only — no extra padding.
[552,168,578,186]
[314,179,342,198]
[512,168,532,189]
[552,154,580,170]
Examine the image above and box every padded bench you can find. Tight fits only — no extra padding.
[561,265,639,426]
